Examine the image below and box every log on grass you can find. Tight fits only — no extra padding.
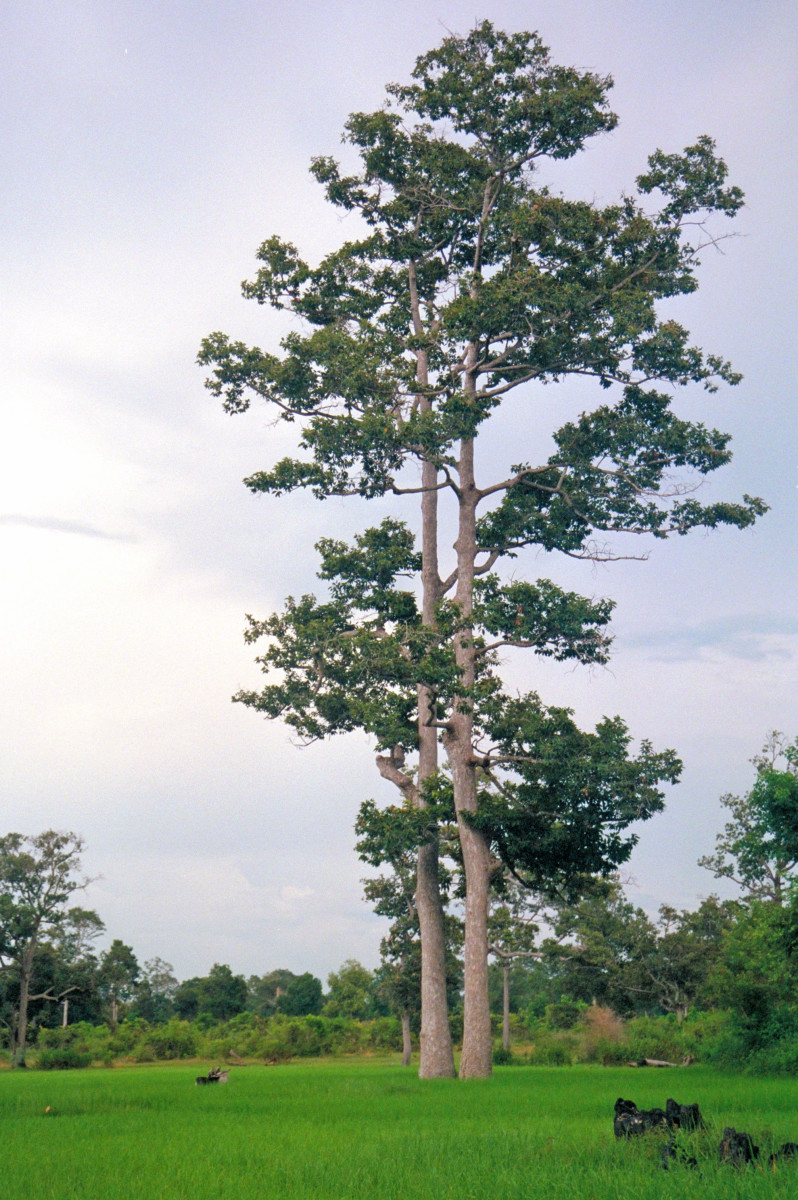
[627,1058,679,1068]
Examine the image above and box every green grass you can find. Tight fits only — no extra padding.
[3,1061,798,1199]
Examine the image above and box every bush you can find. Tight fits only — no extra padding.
[37,1022,105,1061]
[323,1017,367,1055]
[623,1014,685,1063]
[140,1019,198,1060]
[544,999,585,1031]
[579,1006,628,1065]
[365,1017,402,1051]
[259,1014,334,1060]
[493,1045,521,1066]
[108,1019,146,1056]
[528,1035,576,1065]
[704,1006,798,1073]
[36,1046,93,1070]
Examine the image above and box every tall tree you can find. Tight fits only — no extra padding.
[0,830,89,1065]
[201,23,763,1077]
[699,733,798,904]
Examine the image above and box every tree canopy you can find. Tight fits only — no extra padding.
[0,830,90,1065]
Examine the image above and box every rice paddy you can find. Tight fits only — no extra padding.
[3,1060,798,1199]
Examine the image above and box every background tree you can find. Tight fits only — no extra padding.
[248,968,296,1017]
[699,733,798,903]
[489,958,560,1027]
[322,960,377,1020]
[201,22,763,1077]
[363,868,420,1066]
[543,877,654,1016]
[98,939,140,1026]
[131,957,179,1024]
[32,907,106,1028]
[173,975,203,1021]
[249,969,324,1017]
[488,872,542,1051]
[358,794,462,1064]
[173,963,248,1022]
[544,877,736,1021]
[0,830,90,1065]
[278,972,324,1016]
[199,963,249,1022]
[640,897,737,1022]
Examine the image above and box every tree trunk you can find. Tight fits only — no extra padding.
[413,326,456,1079]
[13,943,36,1067]
[447,424,493,1078]
[375,751,453,1079]
[502,964,511,1052]
[401,1009,412,1066]
[415,837,455,1076]
[455,808,494,1076]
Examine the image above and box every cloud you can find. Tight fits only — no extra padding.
[0,514,135,541]
[625,616,798,663]
[279,885,315,905]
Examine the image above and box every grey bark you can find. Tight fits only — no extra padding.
[12,942,36,1067]
[502,964,511,1052]
[401,1009,412,1066]
[412,292,456,1079]
[445,419,493,1078]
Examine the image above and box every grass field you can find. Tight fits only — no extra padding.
[3,1060,798,1199]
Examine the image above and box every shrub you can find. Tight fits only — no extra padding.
[324,1017,367,1055]
[579,1005,628,1065]
[493,1045,521,1066]
[259,1014,330,1060]
[36,1046,93,1070]
[108,1019,147,1056]
[544,999,585,1031]
[365,1017,402,1051]
[141,1019,198,1060]
[623,1014,685,1063]
[533,1042,573,1065]
[703,1006,798,1073]
[528,1035,576,1065]
[37,1022,105,1059]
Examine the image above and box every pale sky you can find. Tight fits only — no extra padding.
[1,0,796,982]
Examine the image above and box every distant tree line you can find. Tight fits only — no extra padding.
[3,734,798,1071]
